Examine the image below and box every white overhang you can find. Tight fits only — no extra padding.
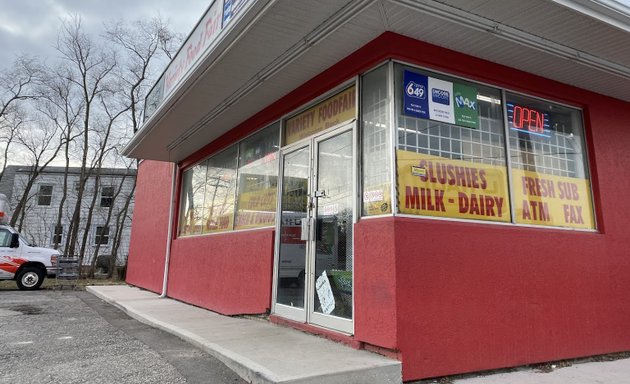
[123,0,630,163]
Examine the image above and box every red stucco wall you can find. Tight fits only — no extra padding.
[126,160,173,293]
[354,217,398,350]
[166,229,275,315]
[381,34,630,381]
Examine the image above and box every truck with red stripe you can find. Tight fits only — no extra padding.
[0,194,60,290]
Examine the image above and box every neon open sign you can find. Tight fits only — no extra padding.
[507,102,550,137]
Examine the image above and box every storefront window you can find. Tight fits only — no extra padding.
[202,146,238,233]
[361,65,392,216]
[395,64,511,223]
[507,93,594,229]
[178,124,281,237]
[178,163,208,235]
[234,123,280,229]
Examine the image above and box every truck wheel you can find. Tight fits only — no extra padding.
[16,267,45,290]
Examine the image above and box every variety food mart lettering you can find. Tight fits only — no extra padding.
[285,87,356,144]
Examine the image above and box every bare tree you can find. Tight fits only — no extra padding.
[90,167,134,278]
[0,112,24,178]
[78,93,129,268]
[108,171,135,279]
[0,15,181,279]
[36,71,83,251]
[9,117,64,230]
[106,16,181,133]
[55,16,117,257]
[0,56,43,179]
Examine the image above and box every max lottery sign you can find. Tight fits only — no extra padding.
[403,70,479,129]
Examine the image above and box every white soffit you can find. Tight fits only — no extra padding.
[551,0,630,32]
[127,0,630,162]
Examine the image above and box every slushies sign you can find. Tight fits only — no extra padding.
[403,70,479,129]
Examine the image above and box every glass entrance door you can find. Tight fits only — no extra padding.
[273,125,354,333]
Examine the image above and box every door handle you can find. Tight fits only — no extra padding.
[300,218,309,241]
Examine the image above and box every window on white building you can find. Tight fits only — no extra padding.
[94,226,110,245]
[100,186,115,207]
[38,185,53,206]
[52,224,63,245]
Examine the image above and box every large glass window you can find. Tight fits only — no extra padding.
[392,63,594,230]
[178,162,208,236]
[234,123,280,229]
[507,93,594,229]
[203,146,238,233]
[395,64,511,223]
[361,65,392,216]
[178,123,280,236]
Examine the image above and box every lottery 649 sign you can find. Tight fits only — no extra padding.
[403,70,429,119]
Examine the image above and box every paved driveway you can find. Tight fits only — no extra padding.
[0,289,245,384]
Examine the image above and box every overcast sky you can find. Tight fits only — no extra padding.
[0,0,210,69]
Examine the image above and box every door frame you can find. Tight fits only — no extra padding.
[271,122,356,334]
[271,142,312,323]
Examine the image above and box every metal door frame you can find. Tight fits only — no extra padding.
[271,122,355,334]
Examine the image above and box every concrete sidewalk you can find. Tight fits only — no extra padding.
[87,285,401,384]
[87,285,630,384]
[448,357,630,384]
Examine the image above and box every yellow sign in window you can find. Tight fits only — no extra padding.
[512,169,594,229]
[284,86,356,145]
[397,150,511,222]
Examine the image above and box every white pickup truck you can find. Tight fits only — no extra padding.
[0,195,60,290]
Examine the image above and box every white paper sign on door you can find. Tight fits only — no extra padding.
[315,270,335,314]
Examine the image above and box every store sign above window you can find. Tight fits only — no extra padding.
[507,102,551,137]
[143,0,250,121]
[403,70,479,129]
[284,86,356,145]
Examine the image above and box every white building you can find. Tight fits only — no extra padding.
[0,165,136,267]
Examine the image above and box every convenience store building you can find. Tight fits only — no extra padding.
[123,0,630,381]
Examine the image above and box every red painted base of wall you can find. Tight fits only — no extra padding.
[166,228,275,315]
[355,216,630,381]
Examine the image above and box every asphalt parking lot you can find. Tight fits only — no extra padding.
[0,289,246,384]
